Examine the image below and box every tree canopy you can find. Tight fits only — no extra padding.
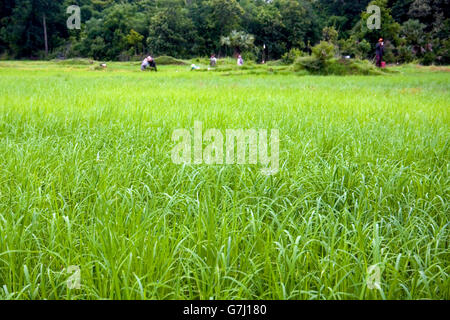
[0,0,448,64]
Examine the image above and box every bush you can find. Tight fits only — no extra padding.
[326,59,384,75]
[293,42,335,73]
[312,41,335,61]
[397,45,414,63]
[241,51,256,62]
[293,56,325,72]
[436,39,450,65]
[339,38,371,60]
[153,56,186,65]
[421,52,436,66]
[294,56,386,76]
[281,48,305,65]
[383,41,396,63]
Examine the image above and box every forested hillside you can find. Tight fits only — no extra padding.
[0,0,448,64]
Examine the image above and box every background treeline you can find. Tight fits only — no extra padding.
[0,0,449,64]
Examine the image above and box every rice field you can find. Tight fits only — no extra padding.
[0,61,448,300]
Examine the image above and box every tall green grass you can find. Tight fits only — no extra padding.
[0,61,448,299]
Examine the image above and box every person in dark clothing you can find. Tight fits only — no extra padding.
[141,56,157,72]
[375,38,384,68]
[148,57,157,71]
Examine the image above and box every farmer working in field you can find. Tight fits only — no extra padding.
[141,56,157,72]
[375,38,384,68]
[237,54,244,66]
[210,54,217,67]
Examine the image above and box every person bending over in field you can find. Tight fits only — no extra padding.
[141,56,157,72]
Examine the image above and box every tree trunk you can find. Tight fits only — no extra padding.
[43,14,48,58]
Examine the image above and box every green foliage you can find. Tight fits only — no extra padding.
[294,39,390,75]
[322,26,338,44]
[293,41,336,74]
[357,0,402,46]
[153,55,186,65]
[397,45,415,63]
[401,19,426,47]
[326,58,387,75]
[220,30,255,55]
[147,7,198,58]
[421,51,436,65]
[293,55,387,75]
[281,48,305,65]
[0,0,448,64]
[312,41,335,61]
[436,38,450,65]
[293,55,324,72]
[126,29,144,55]
[339,38,371,59]
[241,51,257,62]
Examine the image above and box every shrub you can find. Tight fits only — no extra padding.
[397,45,414,63]
[293,56,325,72]
[241,51,256,62]
[281,48,305,65]
[153,56,186,65]
[436,39,450,65]
[293,42,335,73]
[421,52,436,66]
[383,41,396,63]
[339,38,371,60]
[326,59,384,75]
[294,56,386,76]
[312,41,335,61]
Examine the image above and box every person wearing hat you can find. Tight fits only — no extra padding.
[375,38,384,68]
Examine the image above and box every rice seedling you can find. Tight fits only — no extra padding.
[0,61,448,300]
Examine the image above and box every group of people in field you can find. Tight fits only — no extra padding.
[141,39,385,72]
[209,54,243,67]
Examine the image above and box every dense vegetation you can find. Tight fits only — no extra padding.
[0,0,449,65]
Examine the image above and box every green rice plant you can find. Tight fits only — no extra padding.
[0,61,448,300]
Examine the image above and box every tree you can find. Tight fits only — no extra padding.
[322,26,338,44]
[206,0,244,37]
[220,30,255,56]
[357,0,401,46]
[126,29,144,55]
[401,19,426,48]
[248,2,286,59]
[390,0,415,23]
[0,0,447,64]
[147,7,198,58]
[276,0,321,50]
[0,0,66,58]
